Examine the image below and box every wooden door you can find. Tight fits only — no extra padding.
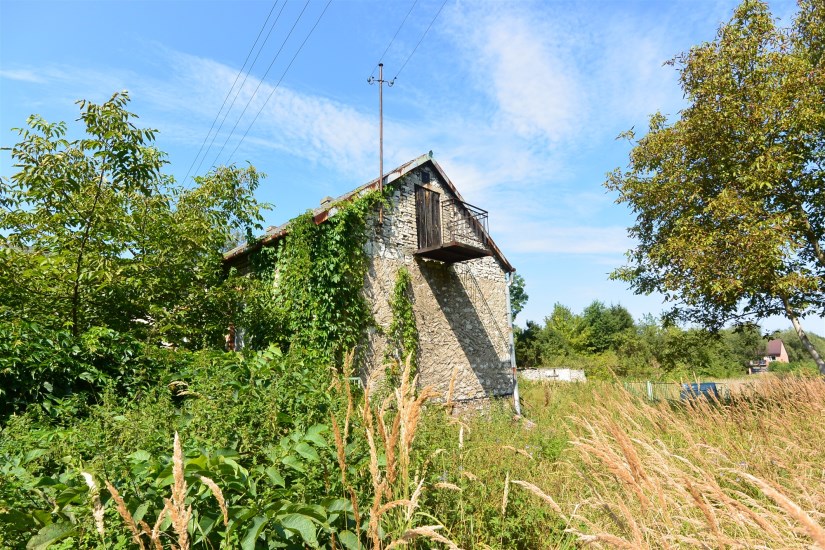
[416,185,441,249]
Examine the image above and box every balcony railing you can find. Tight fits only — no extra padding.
[442,198,489,249]
[415,193,491,264]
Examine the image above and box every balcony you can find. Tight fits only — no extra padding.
[414,189,492,264]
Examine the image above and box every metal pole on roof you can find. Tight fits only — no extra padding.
[368,63,393,224]
[379,63,383,209]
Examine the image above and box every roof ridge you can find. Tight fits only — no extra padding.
[223,153,514,273]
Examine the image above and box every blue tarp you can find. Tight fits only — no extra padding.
[680,382,720,400]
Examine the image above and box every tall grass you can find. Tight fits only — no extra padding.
[558,376,825,548]
[13,346,824,549]
[550,377,822,547]
[416,375,825,548]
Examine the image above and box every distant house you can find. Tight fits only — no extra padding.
[224,153,517,404]
[748,339,789,374]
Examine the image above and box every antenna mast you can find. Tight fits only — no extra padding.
[368,63,393,222]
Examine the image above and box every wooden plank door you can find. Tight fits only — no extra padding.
[415,185,441,249]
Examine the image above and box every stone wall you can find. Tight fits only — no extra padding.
[363,164,513,401]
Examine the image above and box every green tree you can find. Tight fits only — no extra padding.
[509,273,528,320]
[514,320,542,369]
[606,0,825,373]
[581,301,635,353]
[723,323,765,367]
[0,91,268,346]
[1,93,164,334]
[542,303,589,356]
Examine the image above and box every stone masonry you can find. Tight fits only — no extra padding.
[362,158,514,401]
[224,154,516,403]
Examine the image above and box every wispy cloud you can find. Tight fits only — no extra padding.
[0,69,48,83]
[164,50,380,175]
[448,3,583,147]
[504,224,630,255]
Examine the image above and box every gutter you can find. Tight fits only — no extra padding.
[506,272,521,416]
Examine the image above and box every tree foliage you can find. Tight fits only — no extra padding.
[513,301,820,380]
[509,273,528,320]
[0,92,269,414]
[0,91,267,347]
[605,0,825,372]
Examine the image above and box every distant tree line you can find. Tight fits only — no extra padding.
[515,301,824,380]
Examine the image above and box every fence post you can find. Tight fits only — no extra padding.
[647,380,654,401]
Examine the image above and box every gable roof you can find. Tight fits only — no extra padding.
[765,339,785,356]
[224,153,514,273]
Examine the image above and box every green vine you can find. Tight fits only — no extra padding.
[385,266,419,383]
[242,190,385,366]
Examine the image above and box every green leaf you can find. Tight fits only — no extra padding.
[133,502,149,523]
[324,498,353,513]
[303,424,328,447]
[338,530,361,550]
[294,442,319,462]
[265,466,285,487]
[279,513,318,547]
[128,449,152,463]
[241,515,269,550]
[282,455,305,472]
[26,522,75,550]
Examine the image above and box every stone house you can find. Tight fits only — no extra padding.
[224,153,517,404]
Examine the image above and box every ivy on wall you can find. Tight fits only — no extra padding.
[242,190,385,366]
[385,266,419,382]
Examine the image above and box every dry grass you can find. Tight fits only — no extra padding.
[416,375,825,548]
[105,431,231,550]
[335,353,461,549]
[524,376,825,548]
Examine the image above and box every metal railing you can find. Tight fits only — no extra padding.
[452,262,508,358]
[442,199,489,248]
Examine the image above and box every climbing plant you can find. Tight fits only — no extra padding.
[385,266,419,382]
[244,191,385,365]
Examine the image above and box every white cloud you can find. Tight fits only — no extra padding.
[0,69,47,83]
[448,4,583,146]
[507,225,630,255]
[123,48,380,176]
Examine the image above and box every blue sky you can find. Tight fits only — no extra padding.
[2,0,819,334]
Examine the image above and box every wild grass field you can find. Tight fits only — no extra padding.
[421,375,825,548]
[3,350,823,549]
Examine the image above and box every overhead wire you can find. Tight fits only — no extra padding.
[191,0,290,180]
[393,0,449,81]
[225,0,334,165]
[369,0,418,78]
[183,1,280,184]
[209,0,314,170]
[190,0,289,180]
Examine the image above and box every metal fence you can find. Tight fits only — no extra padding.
[623,381,730,401]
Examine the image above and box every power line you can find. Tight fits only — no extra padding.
[369,0,418,78]
[183,1,279,184]
[191,1,290,180]
[209,0,314,170]
[393,0,448,80]
[226,0,334,165]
